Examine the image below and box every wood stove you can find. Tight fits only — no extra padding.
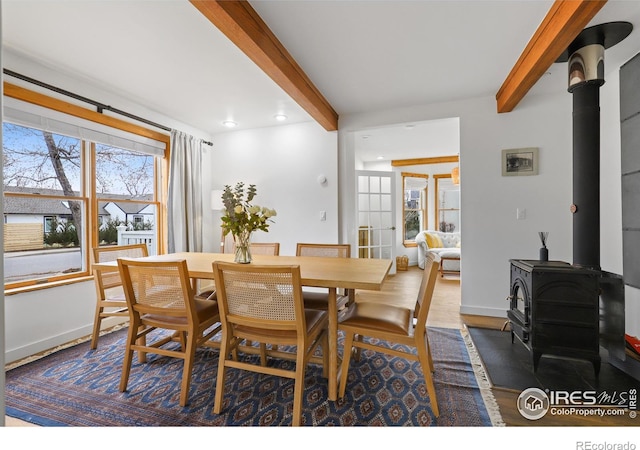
[506,22,633,379]
[508,259,601,375]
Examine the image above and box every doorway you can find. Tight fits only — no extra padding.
[347,117,461,270]
[356,170,396,264]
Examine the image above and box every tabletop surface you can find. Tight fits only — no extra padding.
[93,252,392,290]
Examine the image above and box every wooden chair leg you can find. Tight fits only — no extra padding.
[137,325,148,364]
[292,351,306,426]
[90,305,103,350]
[339,331,355,399]
[355,334,364,361]
[119,323,138,393]
[177,331,187,351]
[213,333,232,415]
[231,340,239,361]
[321,331,329,379]
[179,333,198,407]
[425,334,435,373]
[259,343,268,366]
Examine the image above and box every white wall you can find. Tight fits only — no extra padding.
[4,281,98,363]
[3,48,209,142]
[201,121,339,257]
[464,93,575,316]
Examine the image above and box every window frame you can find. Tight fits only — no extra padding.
[3,82,170,293]
[401,172,428,247]
[43,215,55,234]
[434,173,460,233]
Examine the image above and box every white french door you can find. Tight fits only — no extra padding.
[356,170,396,269]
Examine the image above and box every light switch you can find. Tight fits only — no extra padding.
[517,208,526,220]
[320,211,326,221]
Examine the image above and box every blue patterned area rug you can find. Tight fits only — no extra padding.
[5,326,504,426]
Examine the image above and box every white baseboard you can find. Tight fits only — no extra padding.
[459,305,508,318]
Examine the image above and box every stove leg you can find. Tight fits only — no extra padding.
[592,358,601,378]
[532,351,542,372]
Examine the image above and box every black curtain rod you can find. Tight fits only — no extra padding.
[3,68,213,146]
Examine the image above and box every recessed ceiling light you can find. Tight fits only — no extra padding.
[377,156,384,160]
[274,114,288,121]
[222,120,237,128]
[362,135,370,139]
[405,124,415,129]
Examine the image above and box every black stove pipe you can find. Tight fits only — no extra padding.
[559,22,633,271]
[572,83,601,270]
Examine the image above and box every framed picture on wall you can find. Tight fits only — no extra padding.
[502,147,539,176]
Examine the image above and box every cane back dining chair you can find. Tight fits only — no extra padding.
[295,243,352,311]
[194,229,234,300]
[338,253,441,417]
[211,261,329,426]
[117,257,221,407]
[237,242,280,256]
[219,227,280,257]
[195,242,281,301]
[91,243,149,350]
[194,230,238,300]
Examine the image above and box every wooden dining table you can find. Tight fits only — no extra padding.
[92,251,392,401]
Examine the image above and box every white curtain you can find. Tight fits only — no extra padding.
[167,130,204,253]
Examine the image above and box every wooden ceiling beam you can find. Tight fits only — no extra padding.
[391,155,458,167]
[496,0,607,113]
[190,0,338,131]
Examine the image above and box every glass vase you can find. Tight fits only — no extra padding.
[234,230,252,264]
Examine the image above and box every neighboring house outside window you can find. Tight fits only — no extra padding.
[3,85,169,290]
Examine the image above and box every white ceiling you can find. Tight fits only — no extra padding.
[4,0,640,162]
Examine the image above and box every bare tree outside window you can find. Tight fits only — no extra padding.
[95,143,154,197]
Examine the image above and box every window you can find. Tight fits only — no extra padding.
[95,142,157,247]
[3,85,169,290]
[435,174,460,233]
[44,216,55,234]
[402,172,428,245]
